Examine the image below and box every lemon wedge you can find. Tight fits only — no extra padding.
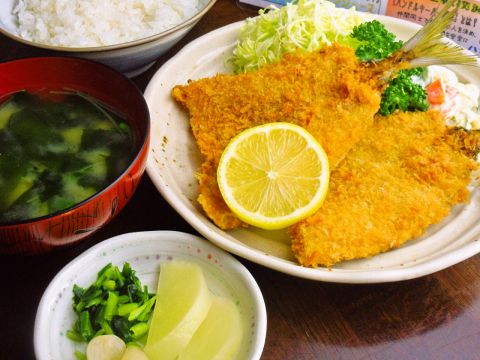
[217,122,330,229]
[144,261,212,360]
[179,296,243,360]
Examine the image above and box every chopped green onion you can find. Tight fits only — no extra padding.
[79,311,94,341]
[101,320,114,335]
[102,279,116,291]
[118,295,130,304]
[93,328,105,337]
[66,330,83,342]
[94,263,113,287]
[84,295,103,309]
[111,316,132,343]
[93,304,106,327]
[132,296,156,322]
[118,303,139,317]
[104,291,119,321]
[130,322,149,340]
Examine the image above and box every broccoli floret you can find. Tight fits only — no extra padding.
[350,20,403,62]
[379,68,429,116]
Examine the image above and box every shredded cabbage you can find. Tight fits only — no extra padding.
[230,0,367,73]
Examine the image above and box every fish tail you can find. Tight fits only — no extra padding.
[401,0,477,68]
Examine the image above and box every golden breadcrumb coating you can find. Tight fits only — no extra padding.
[173,44,381,229]
[289,111,479,267]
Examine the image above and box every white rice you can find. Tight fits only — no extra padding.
[13,0,207,47]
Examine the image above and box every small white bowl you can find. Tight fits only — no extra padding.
[0,0,217,77]
[34,231,267,360]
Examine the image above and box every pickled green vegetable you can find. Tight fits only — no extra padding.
[0,91,134,222]
[68,263,156,344]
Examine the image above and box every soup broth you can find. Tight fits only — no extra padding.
[0,91,134,223]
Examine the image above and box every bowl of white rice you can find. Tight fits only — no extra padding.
[0,0,217,76]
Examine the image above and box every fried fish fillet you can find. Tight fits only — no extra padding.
[173,44,381,229]
[289,110,480,267]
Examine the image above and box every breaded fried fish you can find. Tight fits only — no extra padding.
[173,44,382,229]
[172,0,479,267]
[290,111,480,267]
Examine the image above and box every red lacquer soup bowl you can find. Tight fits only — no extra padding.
[0,57,150,254]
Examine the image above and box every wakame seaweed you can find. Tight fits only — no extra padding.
[0,90,134,223]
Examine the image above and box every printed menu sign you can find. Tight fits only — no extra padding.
[330,0,386,14]
[384,0,480,55]
[237,0,480,55]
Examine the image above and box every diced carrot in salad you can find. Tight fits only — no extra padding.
[425,65,480,130]
[426,79,445,105]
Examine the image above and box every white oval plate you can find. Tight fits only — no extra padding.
[144,17,480,283]
[34,231,267,360]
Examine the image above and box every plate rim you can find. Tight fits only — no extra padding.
[144,17,480,284]
[33,230,267,360]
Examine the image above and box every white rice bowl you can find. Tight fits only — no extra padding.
[13,0,208,47]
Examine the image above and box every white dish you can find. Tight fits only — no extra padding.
[144,18,480,283]
[34,231,266,360]
[0,0,217,77]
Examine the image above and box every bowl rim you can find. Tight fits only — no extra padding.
[0,56,151,226]
[33,230,268,360]
[0,0,218,53]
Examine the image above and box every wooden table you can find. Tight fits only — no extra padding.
[1,1,480,359]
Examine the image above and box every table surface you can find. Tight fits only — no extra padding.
[2,1,480,359]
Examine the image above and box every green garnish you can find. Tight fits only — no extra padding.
[348,21,429,116]
[68,263,156,344]
[349,20,403,62]
[379,68,429,116]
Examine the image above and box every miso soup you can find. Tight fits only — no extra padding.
[0,91,134,223]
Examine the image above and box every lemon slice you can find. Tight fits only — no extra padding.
[179,296,243,360]
[217,122,330,229]
[144,261,212,360]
